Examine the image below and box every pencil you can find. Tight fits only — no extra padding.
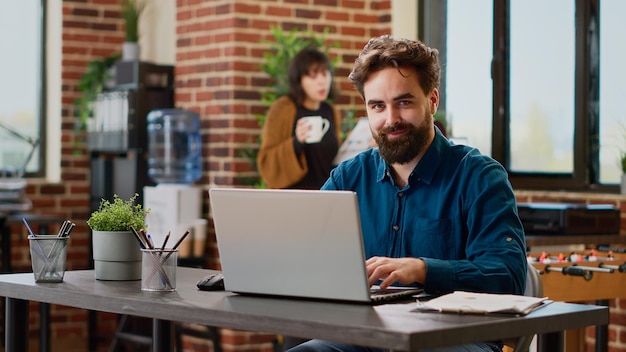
[159,230,190,263]
[161,231,170,250]
[130,226,147,249]
[171,230,190,251]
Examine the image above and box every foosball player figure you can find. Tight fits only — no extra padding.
[568,252,582,263]
[586,249,598,262]
[607,250,615,261]
[539,251,549,264]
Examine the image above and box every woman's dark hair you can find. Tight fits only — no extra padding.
[287,47,337,105]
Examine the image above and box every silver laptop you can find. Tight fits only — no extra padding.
[209,187,423,304]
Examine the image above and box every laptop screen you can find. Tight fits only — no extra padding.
[209,188,376,303]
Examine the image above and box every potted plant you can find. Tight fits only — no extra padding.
[74,53,121,135]
[87,193,149,280]
[120,0,145,61]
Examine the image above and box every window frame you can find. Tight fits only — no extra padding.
[420,0,618,193]
[36,0,47,178]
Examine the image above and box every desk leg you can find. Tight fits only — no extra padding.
[40,303,50,352]
[595,299,608,352]
[152,319,172,352]
[5,297,29,351]
[537,332,564,352]
[1,220,11,273]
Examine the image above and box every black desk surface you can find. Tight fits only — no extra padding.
[0,267,609,351]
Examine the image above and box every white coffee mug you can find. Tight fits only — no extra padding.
[302,116,330,143]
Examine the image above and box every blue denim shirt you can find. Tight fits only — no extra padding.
[322,129,527,295]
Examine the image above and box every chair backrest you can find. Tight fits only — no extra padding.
[513,265,544,352]
[524,264,543,298]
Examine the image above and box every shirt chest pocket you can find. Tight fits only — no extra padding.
[400,218,455,259]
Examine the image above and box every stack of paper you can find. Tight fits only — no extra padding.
[415,291,551,316]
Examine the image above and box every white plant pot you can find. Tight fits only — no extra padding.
[92,230,142,280]
[122,42,140,61]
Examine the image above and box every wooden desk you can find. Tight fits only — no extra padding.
[0,268,609,352]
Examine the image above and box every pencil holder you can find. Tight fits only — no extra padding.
[28,235,69,283]
[141,249,178,292]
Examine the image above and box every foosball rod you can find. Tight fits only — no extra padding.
[543,265,613,280]
[598,262,626,272]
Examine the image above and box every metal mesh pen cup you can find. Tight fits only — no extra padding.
[141,249,178,292]
[28,235,69,283]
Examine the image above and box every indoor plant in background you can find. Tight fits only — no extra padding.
[74,53,121,136]
[87,193,149,280]
[239,26,351,187]
[120,0,145,61]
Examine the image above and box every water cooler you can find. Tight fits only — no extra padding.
[143,109,205,258]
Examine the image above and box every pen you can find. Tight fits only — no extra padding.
[139,229,153,249]
[64,223,76,237]
[57,220,69,237]
[147,234,155,249]
[23,218,36,237]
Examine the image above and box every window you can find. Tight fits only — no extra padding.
[598,0,626,184]
[0,0,45,177]
[421,0,621,192]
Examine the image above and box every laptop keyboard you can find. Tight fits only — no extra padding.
[370,287,423,301]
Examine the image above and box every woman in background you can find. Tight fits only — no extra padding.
[257,47,342,189]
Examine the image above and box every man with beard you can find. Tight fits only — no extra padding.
[288,36,526,352]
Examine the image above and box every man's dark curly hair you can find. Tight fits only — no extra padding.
[349,35,440,98]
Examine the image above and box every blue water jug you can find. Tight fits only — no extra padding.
[147,109,202,184]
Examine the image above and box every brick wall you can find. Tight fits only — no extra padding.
[175,1,391,351]
[11,0,626,351]
[175,0,391,271]
[9,0,128,349]
[10,0,392,351]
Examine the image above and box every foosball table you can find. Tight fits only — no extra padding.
[528,244,626,352]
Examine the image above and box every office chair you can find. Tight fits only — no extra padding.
[504,265,544,352]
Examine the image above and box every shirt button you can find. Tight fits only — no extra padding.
[398,192,404,197]
[393,225,399,231]
[506,237,512,242]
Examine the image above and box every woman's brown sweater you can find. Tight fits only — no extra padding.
[257,96,342,189]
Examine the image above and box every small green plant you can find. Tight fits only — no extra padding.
[121,0,145,42]
[87,193,149,232]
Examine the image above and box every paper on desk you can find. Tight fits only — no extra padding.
[333,118,373,165]
[415,291,551,316]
